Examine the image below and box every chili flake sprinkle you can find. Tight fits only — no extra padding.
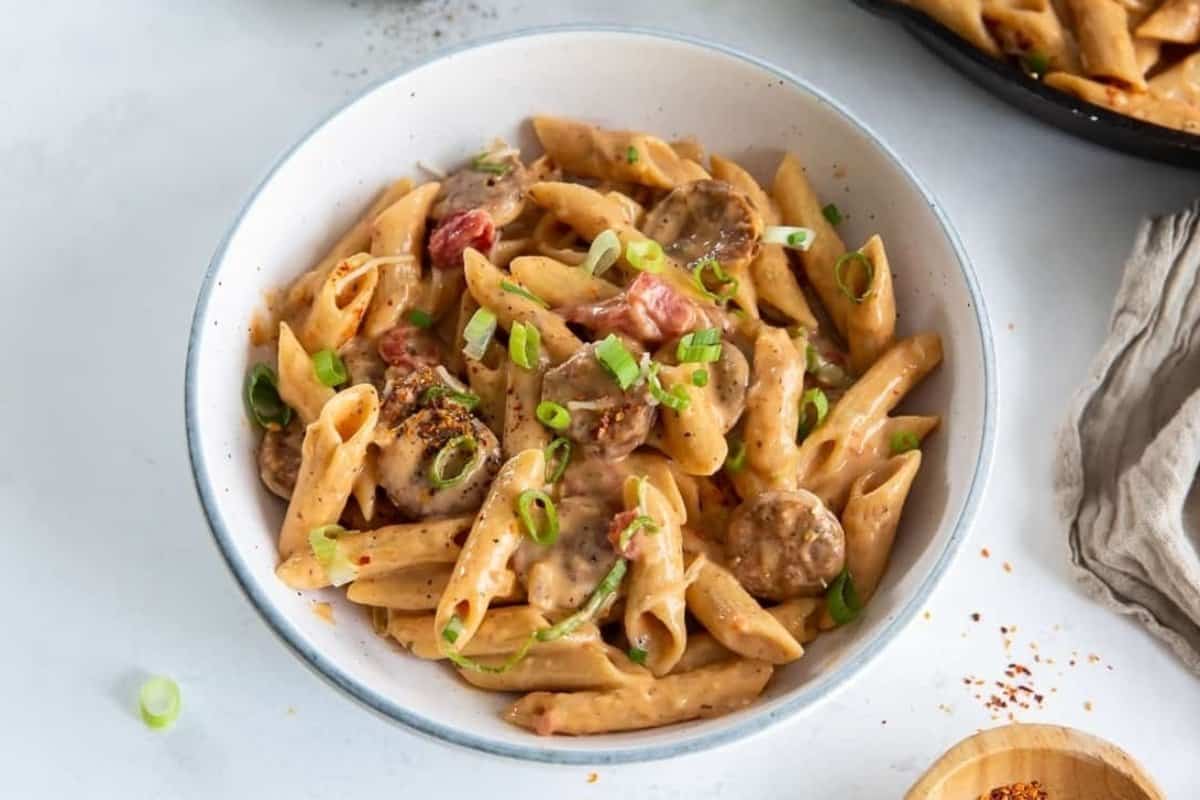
[979,781,1048,800]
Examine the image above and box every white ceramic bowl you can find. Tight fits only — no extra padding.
[186,27,995,763]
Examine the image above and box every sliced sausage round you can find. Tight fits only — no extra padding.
[540,340,656,460]
[258,420,304,500]
[376,404,501,518]
[513,495,621,613]
[725,489,845,600]
[642,179,762,267]
[431,157,528,227]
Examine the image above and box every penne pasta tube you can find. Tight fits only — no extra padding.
[672,597,821,673]
[463,249,583,363]
[466,357,507,434]
[685,557,804,664]
[656,364,729,476]
[622,476,688,676]
[503,360,550,458]
[276,321,334,425]
[277,384,379,558]
[349,445,378,522]
[532,116,710,189]
[1148,50,1200,106]
[362,181,440,337]
[1136,0,1200,44]
[710,154,817,327]
[744,326,804,488]
[509,255,621,308]
[846,234,897,375]
[346,563,520,610]
[1044,71,1200,134]
[299,253,379,353]
[422,266,466,322]
[435,449,546,649]
[506,658,773,735]
[899,0,1001,54]
[458,641,651,692]
[391,606,599,660]
[1067,0,1147,88]
[982,0,1077,71]
[276,514,473,588]
[841,450,923,605]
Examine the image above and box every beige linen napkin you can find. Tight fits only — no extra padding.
[1056,201,1200,675]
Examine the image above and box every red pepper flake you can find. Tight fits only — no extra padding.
[980,547,990,558]
[357,555,372,565]
[1002,561,1013,573]
[971,612,982,622]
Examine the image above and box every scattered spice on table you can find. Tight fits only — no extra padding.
[981,547,991,558]
[1003,561,1013,573]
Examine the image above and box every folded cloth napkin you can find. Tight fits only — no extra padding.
[1057,201,1200,675]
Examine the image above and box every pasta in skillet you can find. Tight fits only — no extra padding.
[897,0,1200,135]
[247,119,943,736]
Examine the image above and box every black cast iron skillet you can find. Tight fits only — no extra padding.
[851,0,1200,168]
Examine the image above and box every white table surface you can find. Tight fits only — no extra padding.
[5,1,1197,796]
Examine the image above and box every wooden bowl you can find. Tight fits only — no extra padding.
[906,724,1164,800]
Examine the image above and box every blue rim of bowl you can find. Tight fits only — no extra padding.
[185,24,997,765]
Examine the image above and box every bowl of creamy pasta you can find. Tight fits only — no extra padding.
[186,27,996,762]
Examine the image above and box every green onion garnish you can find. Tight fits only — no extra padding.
[889,430,920,455]
[692,369,709,387]
[500,279,548,308]
[421,385,481,410]
[625,240,665,273]
[535,401,571,431]
[139,676,182,730]
[618,514,659,551]
[822,203,843,226]
[676,328,723,363]
[627,646,648,665]
[691,259,738,305]
[797,388,829,440]
[406,308,434,329]
[462,307,497,361]
[508,321,541,370]
[516,489,559,546]
[442,615,465,644]
[805,344,851,388]
[308,524,358,586]
[471,154,511,175]
[245,363,292,430]
[646,362,690,412]
[1020,51,1049,78]
[725,438,747,473]
[535,559,628,643]
[762,225,815,251]
[834,251,875,304]
[594,334,641,389]
[311,349,348,387]
[626,145,639,164]
[428,434,479,489]
[826,568,863,625]
[445,635,537,674]
[582,229,621,277]
[544,437,572,483]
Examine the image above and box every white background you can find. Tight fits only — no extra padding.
[4,1,1197,796]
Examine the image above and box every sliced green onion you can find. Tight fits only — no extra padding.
[625,240,665,273]
[471,154,511,175]
[311,349,348,387]
[422,384,481,410]
[725,438,747,473]
[535,401,571,431]
[535,559,628,643]
[676,328,723,363]
[582,229,621,277]
[462,307,497,361]
[834,251,875,304]
[692,369,709,387]
[428,434,479,489]
[406,308,434,329]
[245,363,292,430]
[500,279,548,308]
[618,514,659,551]
[762,225,815,251]
[516,489,559,546]
[594,334,640,389]
[805,344,852,388]
[446,634,536,674]
[826,568,863,625]
[1020,51,1049,78]
[822,203,843,226]
[308,525,358,587]
[544,437,572,483]
[442,615,465,644]
[508,321,542,369]
[627,647,648,665]
[691,259,738,305]
[139,676,182,730]
[625,145,639,164]
[797,388,829,440]
[890,430,921,455]
[646,362,690,412]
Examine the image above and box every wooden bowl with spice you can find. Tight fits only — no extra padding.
[905,724,1164,800]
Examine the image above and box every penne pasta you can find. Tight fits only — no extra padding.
[655,364,730,476]
[1067,0,1147,89]
[299,253,379,353]
[458,641,651,692]
[276,321,334,425]
[846,234,897,375]
[347,563,520,610]
[744,325,805,490]
[1136,0,1200,44]
[622,476,688,676]
[391,606,599,660]
[841,450,923,606]
[509,255,621,308]
[1044,72,1200,133]
[532,116,710,189]
[503,358,550,458]
[363,181,440,338]
[672,597,821,673]
[899,0,1002,55]
[685,556,804,664]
